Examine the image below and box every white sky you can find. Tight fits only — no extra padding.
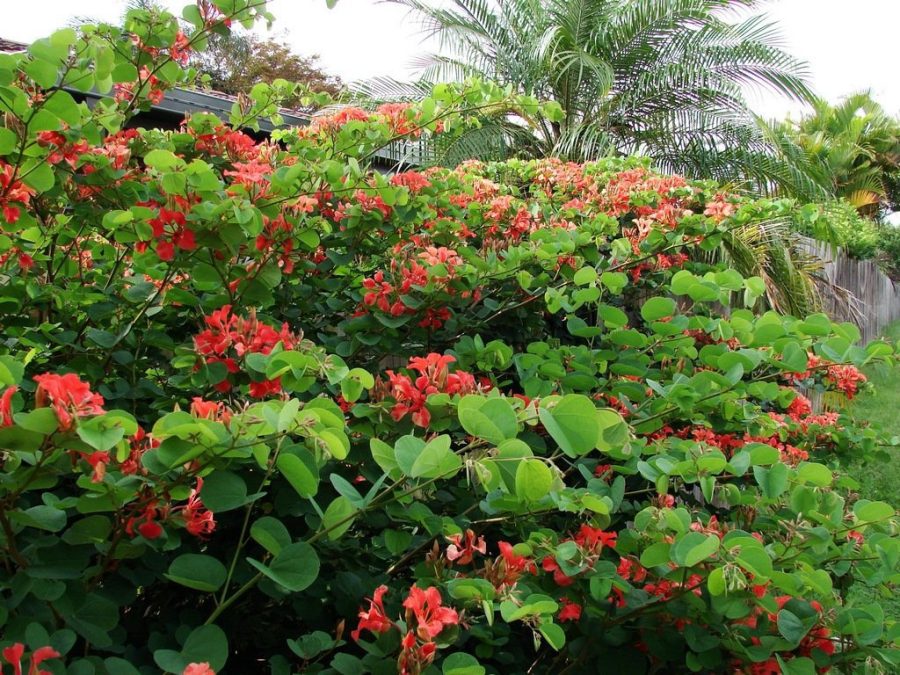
[2,0,899,120]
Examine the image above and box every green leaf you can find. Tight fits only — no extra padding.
[165,554,227,593]
[442,653,486,675]
[11,505,66,532]
[754,463,789,500]
[394,435,426,476]
[538,395,599,457]
[181,624,228,672]
[707,566,726,596]
[640,297,676,322]
[277,447,319,498]
[671,532,719,567]
[200,471,248,512]
[640,542,671,568]
[143,149,184,171]
[250,516,292,556]
[62,515,112,545]
[538,622,566,651]
[321,496,356,540]
[853,500,894,523]
[777,609,811,645]
[573,266,597,286]
[0,127,16,155]
[76,415,125,451]
[247,542,319,592]
[457,395,518,445]
[515,459,552,502]
[796,462,832,487]
[410,434,461,478]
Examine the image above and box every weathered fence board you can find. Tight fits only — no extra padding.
[799,237,900,345]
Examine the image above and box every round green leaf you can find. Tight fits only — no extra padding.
[248,542,319,592]
[538,395,599,457]
[515,459,553,502]
[199,470,248,512]
[640,297,676,322]
[443,652,486,675]
[165,554,227,593]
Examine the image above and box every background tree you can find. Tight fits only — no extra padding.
[384,0,815,187]
[191,32,343,104]
[771,92,900,217]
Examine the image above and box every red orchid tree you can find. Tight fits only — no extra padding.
[0,2,897,674]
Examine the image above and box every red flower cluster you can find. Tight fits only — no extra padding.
[558,597,582,622]
[352,584,458,674]
[351,584,393,641]
[383,354,476,427]
[793,353,867,399]
[738,596,834,673]
[36,130,88,167]
[193,305,299,397]
[177,478,216,537]
[141,203,196,261]
[542,525,617,586]
[825,364,866,399]
[0,160,36,224]
[496,541,537,588]
[391,171,432,194]
[33,372,105,431]
[189,122,258,160]
[403,585,459,640]
[2,643,60,675]
[308,106,371,134]
[360,244,469,330]
[190,397,232,425]
[445,529,487,565]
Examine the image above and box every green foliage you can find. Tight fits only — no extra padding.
[0,5,897,675]
[384,0,814,184]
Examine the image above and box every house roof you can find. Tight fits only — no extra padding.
[0,37,28,53]
[0,36,425,168]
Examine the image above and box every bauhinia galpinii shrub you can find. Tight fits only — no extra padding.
[0,3,897,674]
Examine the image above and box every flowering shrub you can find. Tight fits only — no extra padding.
[0,3,897,674]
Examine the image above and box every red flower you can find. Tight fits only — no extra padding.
[1,643,60,675]
[497,541,535,586]
[558,597,582,622]
[846,530,864,546]
[383,354,476,428]
[542,556,573,587]
[786,393,812,420]
[2,644,24,675]
[28,646,60,675]
[33,372,105,431]
[402,585,459,640]
[183,664,216,675]
[573,524,617,552]
[352,584,393,641]
[180,478,216,537]
[0,385,16,427]
[156,240,175,261]
[398,630,437,675]
[190,397,231,425]
[80,450,110,483]
[594,463,612,480]
[445,529,487,565]
[138,520,164,540]
[826,364,866,399]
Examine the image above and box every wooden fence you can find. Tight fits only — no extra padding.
[799,237,900,345]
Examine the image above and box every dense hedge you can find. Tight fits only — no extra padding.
[0,3,897,675]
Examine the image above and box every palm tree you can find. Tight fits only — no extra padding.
[772,92,900,217]
[386,0,815,185]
